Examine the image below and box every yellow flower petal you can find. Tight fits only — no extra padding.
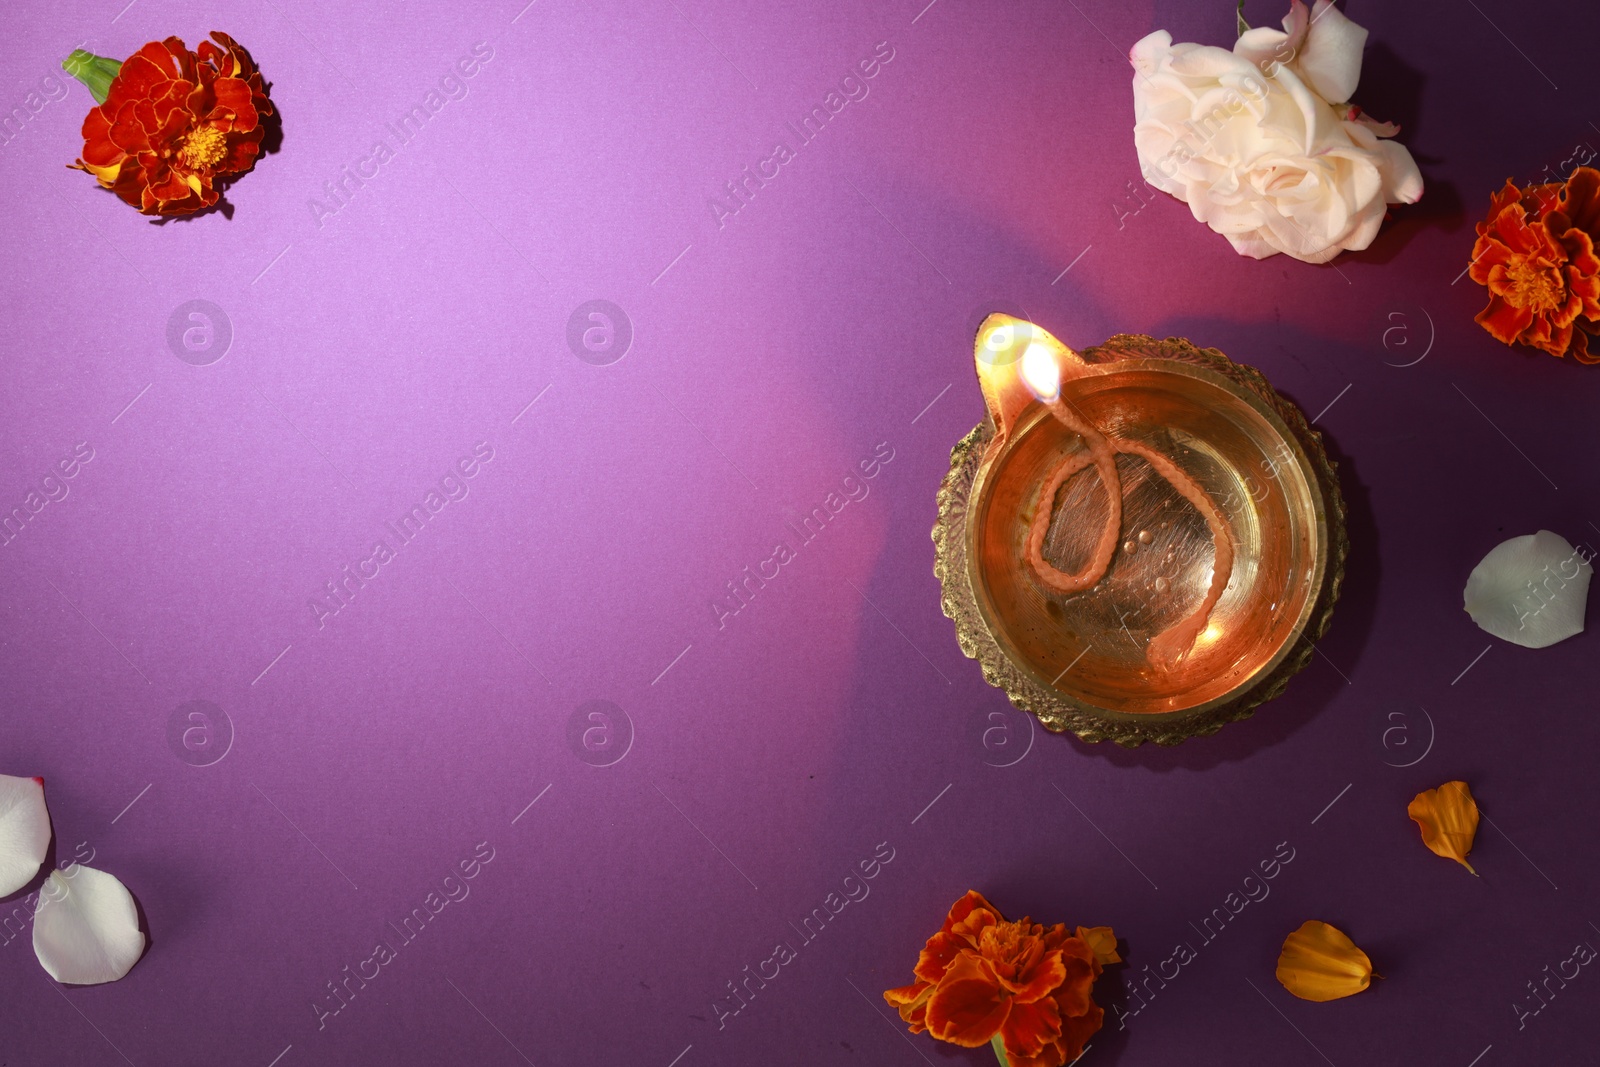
[71,159,122,187]
[1077,925,1121,966]
[1276,920,1373,1002]
[1407,781,1480,875]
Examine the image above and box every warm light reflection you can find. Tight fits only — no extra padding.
[980,322,1016,363]
[1020,341,1060,401]
[1199,621,1224,645]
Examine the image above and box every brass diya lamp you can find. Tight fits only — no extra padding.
[932,316,1347,746]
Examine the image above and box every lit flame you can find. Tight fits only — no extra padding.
[1020,341,1060,401]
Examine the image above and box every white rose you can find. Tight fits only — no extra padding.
[1130,0,1422,264]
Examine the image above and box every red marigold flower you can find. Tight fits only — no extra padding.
[1469,167,1600,362]
[884,890,1118,1067]
[66,33,273,217]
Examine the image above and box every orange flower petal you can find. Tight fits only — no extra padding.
[1408,781,1480,874]
[925,952,1009,1047]
[1485,179,1522,220]
[948,903,1000,945]
[148,79,193,130]
[883,982,926,1008]
[883,981,932,1031]
[146,167,190,203]
[1476,295,1535,345]
[1467,241,1512,285]
[1574,324,1600,364]
[1016,1000,1105,1067]
[1276,921,1373,1002]
[1489,206,1541,254]
[211,77,256,123]
[913,930,971,985]
[1076,925,1121,967]
[1054,999,1103,1063]
[1051,944,1098,1018]
[943,890,999,931]
[999,995,1063,1059]
[1561,167,1600,235]
[114,50,173,99]
[162,36,197,82]
[106,101,148,154]
[995,947,1067,1003]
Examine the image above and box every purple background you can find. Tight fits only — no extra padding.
[3,0,1599,1064]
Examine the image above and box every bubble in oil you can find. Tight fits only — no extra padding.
[1123,540,1137,553]
[1138,529,1154,544]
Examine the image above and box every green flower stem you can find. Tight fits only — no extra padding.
[62,50,122,104]
[991,1033,1012,1067]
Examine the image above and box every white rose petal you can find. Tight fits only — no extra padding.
[1131,1,1419,263]
[0,774,51,897]
[33,865,146,985]
[1464,531,1593,649]
[1167,41,1257,81]
[1372,137,1425,204]
[1234,0,1309,69]
[1293,0,1368,104]
[1128,29,1172,78]
[1234,26,1294,68]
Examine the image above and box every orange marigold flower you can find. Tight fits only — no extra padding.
[884,890,1115,1067]
[1469,167,1600,362]
[67,33,273,217]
